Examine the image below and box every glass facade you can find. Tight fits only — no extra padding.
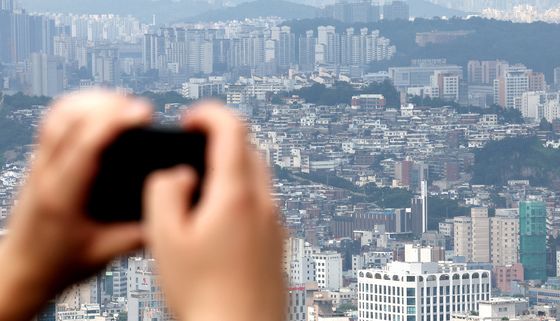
[519,201,547,281]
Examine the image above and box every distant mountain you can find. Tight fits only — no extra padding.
[18,0,214,23]
[185,0,465,23]
[186,0,319,22]
[20,0,466,23]
[406,0,468,18]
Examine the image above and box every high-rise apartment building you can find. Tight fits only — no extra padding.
[271,26,295,70]
[454,215,472,261]
[30,52,64,97]
[471,208,491,263]
[0,0,14,11]
[29,14,55,56]
[554,66,560,89]
[490,211,519,266]
[467,60,507,85]
[327,0,381,24]
[143,33,163,71]
[298,30,316,72]
[432,71,460,101]
[283,237,316,285]
[528,71,546,92]
[454,208,491,263]
[519,201,547,282]
[317,26,339,65]
[313,252,343,290]
[383,1,410,20]
[127,257,171,321]
[90,47,119,86]
[0,10,11,62]
[187,38,213,75]
[494,65,530,109]
[358,261,491,321]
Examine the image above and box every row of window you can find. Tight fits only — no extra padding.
[359,283,491,295]
[358,293,491,310]
[358,272,490,281]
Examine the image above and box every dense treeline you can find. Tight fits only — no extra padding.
[0,93,49,164]
[139,91,193,112]
[288,80,401,107]
[472,136,560,188]
[409,96,524,124]
[285,17,560,80]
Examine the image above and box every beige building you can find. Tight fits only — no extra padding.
[471,208,491,263]
[454,216,472,261]
[454,208,491,263]
[490,211,519,266]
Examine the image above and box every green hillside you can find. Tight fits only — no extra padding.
[472,136,560,188]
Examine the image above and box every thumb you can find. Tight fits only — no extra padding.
[144,166,198,242]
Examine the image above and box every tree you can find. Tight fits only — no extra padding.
[118,312,127,321]
[428,197,470,230]
[271,95,284,105]
[78,66,91,80]
[471,136,560,187]
[0,93,45,166]
[540,118,553,132]
[337,303,357,313]
[289,80,400,108]
[139,91,193,112]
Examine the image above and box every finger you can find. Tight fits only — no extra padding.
[183,102,250,183]
[35,93,94,168]
[55,96,152,206]
[144,166,198,244]
[248,148,275,213]
[87,222,144,264]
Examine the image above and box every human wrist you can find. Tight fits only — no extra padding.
[0,239,56,321]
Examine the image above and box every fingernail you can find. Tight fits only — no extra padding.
[176,165,196,181]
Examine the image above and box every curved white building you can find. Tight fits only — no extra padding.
[358,262,491,321]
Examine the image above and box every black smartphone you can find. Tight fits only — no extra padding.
[86,127,207,222]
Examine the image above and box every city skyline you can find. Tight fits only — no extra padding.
[3,1,560,321]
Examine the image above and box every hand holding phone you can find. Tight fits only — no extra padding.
[86,128,207,222]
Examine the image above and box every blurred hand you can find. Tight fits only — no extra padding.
[144,104,286,321]
[0,90,151,321]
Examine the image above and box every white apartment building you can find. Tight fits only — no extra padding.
[284,237,316,285]
[57,278,98,311]
[313,252,343,290]
[181,77,225,100]
[352,250,394,277]
[358,261,492,321]
[494,65,529,109]
[431,71,460,101]
[521,91,560,122]
[521,91,545,121]
[127,257,170,321]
